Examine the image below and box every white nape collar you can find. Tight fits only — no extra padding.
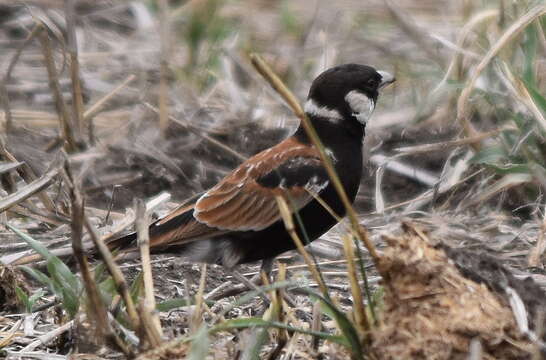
[304,99,343,121]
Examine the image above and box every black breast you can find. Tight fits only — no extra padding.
[228,129,364,265]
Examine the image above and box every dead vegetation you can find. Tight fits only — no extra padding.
[0,0,546,359]
[373,223,541,360]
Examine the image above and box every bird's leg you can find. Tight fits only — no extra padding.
[227,259,275,306]
[259,257,274,283]
[229,258,300,309]
[241,257,275,286]
[213,260,275,302]
[229,269,270,305]
[259,258,300,310]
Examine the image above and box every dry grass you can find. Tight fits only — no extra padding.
[0,0,545,359]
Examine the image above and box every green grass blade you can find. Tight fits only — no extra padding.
[216,280,297,319]
[211,318,349,347]
[46,258,81,318]
[522,79,546,114]
[15,286,29,312]
[353,233,376,323]
[188,325,210,360]
[46,256,81,293]
[522,25,538,86]
[20,266,53,289]
[130,271,144,304]
[470,145,508,165]
[488,164,530,175]
[156,297,215,312]
[300,288,363,358]
[60,286,80,318]
[7,224,52,261]
[28,289,45,311]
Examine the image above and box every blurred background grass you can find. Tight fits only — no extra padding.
[0,0,545,358]
[1,0,543,215]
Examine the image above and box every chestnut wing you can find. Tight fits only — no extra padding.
[146,138,329,248]
[194,149,329,231]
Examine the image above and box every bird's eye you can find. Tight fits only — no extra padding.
[367,78,378,87]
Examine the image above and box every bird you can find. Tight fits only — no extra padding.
[108,64,395,275]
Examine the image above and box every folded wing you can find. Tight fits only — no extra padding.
[148,138,329,247]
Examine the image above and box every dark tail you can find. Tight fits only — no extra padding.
[105,206,196,253]
[105,231,138,252]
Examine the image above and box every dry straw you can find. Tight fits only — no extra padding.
[456,4,546,143]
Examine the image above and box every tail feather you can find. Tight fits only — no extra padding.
[101,205,246,268]
[105,231,138,252]
[106,205,201,253]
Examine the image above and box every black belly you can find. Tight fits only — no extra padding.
[227,171,361,264]
[178,127,365,266]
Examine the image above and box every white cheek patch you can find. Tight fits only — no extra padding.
[344,90,375,125]
[304,99,343,122]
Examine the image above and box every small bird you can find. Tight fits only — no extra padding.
[109,64,394,274]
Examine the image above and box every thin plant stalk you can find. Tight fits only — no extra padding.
[83,217,141,331]
[143,102,246,161]
[83,74,136,122]
[276,196,328,296]
[65,0,85,138]
[341,233,369,335]
[136,198,163,347]
[2,23,43,133]
[191,264,207,333]
[38,29,78,152]
[158,0,170,134]
[65,161,131,356]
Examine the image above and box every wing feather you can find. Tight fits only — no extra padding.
[194,138,329,231]
[146,137,330,248]
[195,183,240,211]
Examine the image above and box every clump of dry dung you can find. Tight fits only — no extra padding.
[371,223,541,359]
